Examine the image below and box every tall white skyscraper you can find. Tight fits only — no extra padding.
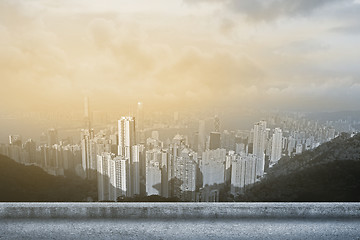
[118,116,141,197]
[97,152,129,201]
[118,116,136,158]
[252,120,267,178]
[81,129,95,179]
[270,128,283,164]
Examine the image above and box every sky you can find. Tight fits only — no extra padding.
[1,0,360,113]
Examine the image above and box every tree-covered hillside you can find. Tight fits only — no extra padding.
[237,133,360,201]
[0,155,97,202]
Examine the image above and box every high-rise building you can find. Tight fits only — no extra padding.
[252,121,267,178]
[146,160,162,196]
[231,154,257,195]
[97,152,129,201]
[209,132,221,150]
[97,152,110,201]
[160,149,171,198]
[221,130,236,152]
[118,116,140,197]
[81,129,96,179]
[270,128,283,164]
[201,148,226,187]
[173,147,197,201]
[287,136,296,156]
[109,156,128,200]
[144,147,170,197]
[118,116,136,158]
[131,145,141,196]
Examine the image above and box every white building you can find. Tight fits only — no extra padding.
[174,148,197,201]
[97,152,129,201]
[231,154,257,195]
[201,148,226,187]
[81,129,96,179]
[146,160,162,196]
[109,156,128,201]
[270,128,283,164]
[118,116,136,158]
[252,121,267,178]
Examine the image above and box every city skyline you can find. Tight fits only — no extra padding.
[1,103,354,202]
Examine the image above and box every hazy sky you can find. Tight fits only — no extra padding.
[1,0,360,113]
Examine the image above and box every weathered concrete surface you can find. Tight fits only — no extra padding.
[1,218,360,239]
[1,202,360,219]
[1,203,360,239]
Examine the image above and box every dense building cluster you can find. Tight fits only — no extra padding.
[1,99,355,202]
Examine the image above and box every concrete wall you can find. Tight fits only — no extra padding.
[1,203,360,219]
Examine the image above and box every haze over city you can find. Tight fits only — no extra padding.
[1,0,360,115]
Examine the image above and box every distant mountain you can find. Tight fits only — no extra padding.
[237,133,360,201]
[0,155,97,202]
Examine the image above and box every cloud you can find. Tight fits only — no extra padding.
[219,18,235,34]
[0,0,359,113]
[184,0,353,21]
[331,23,360,35]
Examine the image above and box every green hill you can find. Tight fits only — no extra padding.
[0,155,97,202]
[237,133,360,201]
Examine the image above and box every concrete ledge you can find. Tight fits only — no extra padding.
[1,203,360,219]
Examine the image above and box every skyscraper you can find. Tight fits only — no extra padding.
[81,128,95,179]
[118,116,136,158]
[146,160,162,196]
[118,116,139,197]
[270,128,283,164]
[109,156,129,200]
[131,145,141,196]
[201,148,226,186]
[97,152,129,201]
[209,132,221,150]
[221,130,236,152]
[173,147,197,201]
[252,120,267,178]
